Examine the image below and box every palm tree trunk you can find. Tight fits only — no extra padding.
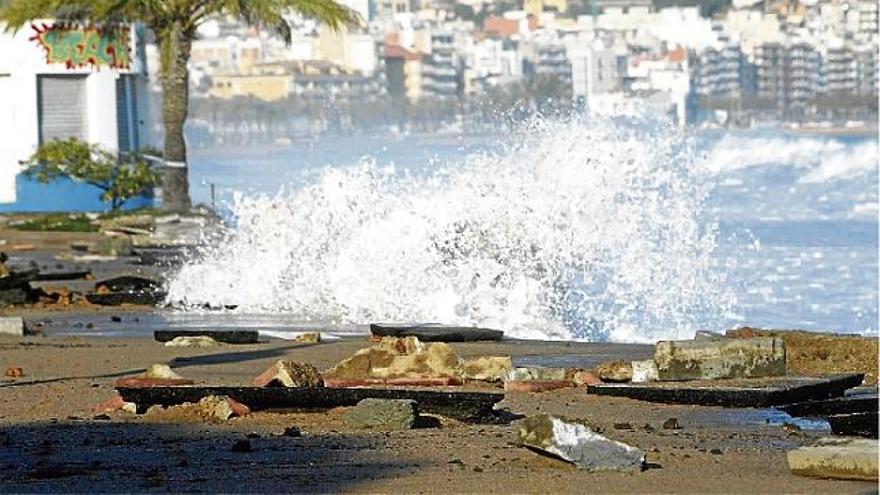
[157,23,192,212]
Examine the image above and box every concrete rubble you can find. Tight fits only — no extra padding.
[787,437,878,481]
[164,335,220,347]
[144,395,250,423]
[654,336,786,381]
[596,360,633,382]
[516,414,645,472]
[253,360,324,387]
[343,398,419,430]
[323,336,511,384]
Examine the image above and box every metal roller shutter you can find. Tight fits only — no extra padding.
[38,75,87,143]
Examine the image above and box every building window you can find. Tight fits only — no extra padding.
[37,75,87,143]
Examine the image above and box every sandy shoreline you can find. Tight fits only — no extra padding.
[0,333,875,493]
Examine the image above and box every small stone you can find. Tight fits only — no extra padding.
[596,361,632,383]
[121,402,138,414]
[343,398,418,430]
[4,367,23,378]
[253,360,323,387]
[613,422,633,430]
[630,360,658,383]
[110,316,122,323]
[92,414,111,421]
[226,397,250,417]
[662,418,681,430]
[94,395,125,412]
[781,422,801,434]
[710,449,723,455]
[231,439,252,453]
[282,426,302,437]
[144,364,183,380]
[788,437,878,481]
[164,336,219,348]
[294,332,321,344]
[0,316,25,336]
[571,371,601,387]
[516,414,645,472]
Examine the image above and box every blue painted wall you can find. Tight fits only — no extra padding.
[0,174,154,212]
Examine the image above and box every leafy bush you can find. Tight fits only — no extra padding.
[22,138,160,211]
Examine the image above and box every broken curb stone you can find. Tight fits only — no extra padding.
[0,316,26,336]
[516,414,645,472]
[787,437,878,481]
[654,337,785,381]
[343,398,418,430]
[597,360,633,382]
[253,361,324,388]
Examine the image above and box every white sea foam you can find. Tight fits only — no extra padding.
[705,135,879,183]
[167,118,733,342]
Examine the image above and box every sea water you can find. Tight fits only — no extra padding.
[168,118,878,342]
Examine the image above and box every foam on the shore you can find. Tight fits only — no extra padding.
[166,118,734,342]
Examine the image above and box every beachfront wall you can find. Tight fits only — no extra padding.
[0,22,160,212]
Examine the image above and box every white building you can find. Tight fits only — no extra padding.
[0,22,158,208]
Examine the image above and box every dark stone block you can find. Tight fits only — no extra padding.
[95,276,160,293]
[826,412,878,438]
[370,323,503,342]
[116,386,504,422]
[153,330,259,344]
[586,374,864,407]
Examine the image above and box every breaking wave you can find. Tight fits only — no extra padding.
[167,118,734,342]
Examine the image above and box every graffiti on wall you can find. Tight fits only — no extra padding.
[30,23,131,69]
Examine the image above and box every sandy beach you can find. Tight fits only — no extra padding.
[0,331,876,493]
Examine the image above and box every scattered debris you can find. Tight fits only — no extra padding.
[253,361,324,388]
[154,330,259,345]
[117,385,504,421]
[294,332,321,344]
[4,366,23,378]
[630,360,659,383]
[143,395,248,423]
[597,360,633,383]
[281,426,302,437]
[164,335,220,348]
[654,337,785,381]
[516,414,645,472]
[370,323,503,342]
[787,437,878,481]
[0,316,26,336]
[343,398,419,430]
[587,374,864,407]
[505,380,574,393]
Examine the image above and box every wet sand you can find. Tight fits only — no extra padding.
[0,333,875,493]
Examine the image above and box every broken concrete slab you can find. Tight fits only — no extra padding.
[253,361,324,388]
[154,330,259,344]
[654,337,785,381]
[343,398,418,430]
[787,437,878,481]
[825,412,878,438]
[370,323,503,342]
[506,367,567,381]
[630,360,658,383]
[116,386,504,422]
[516,414,645,472]
[587,374,864,407]
[0,316,26,336]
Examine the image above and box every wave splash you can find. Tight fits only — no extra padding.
[167,118,733,342]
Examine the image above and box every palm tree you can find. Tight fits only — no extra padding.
[0,0,358,212]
